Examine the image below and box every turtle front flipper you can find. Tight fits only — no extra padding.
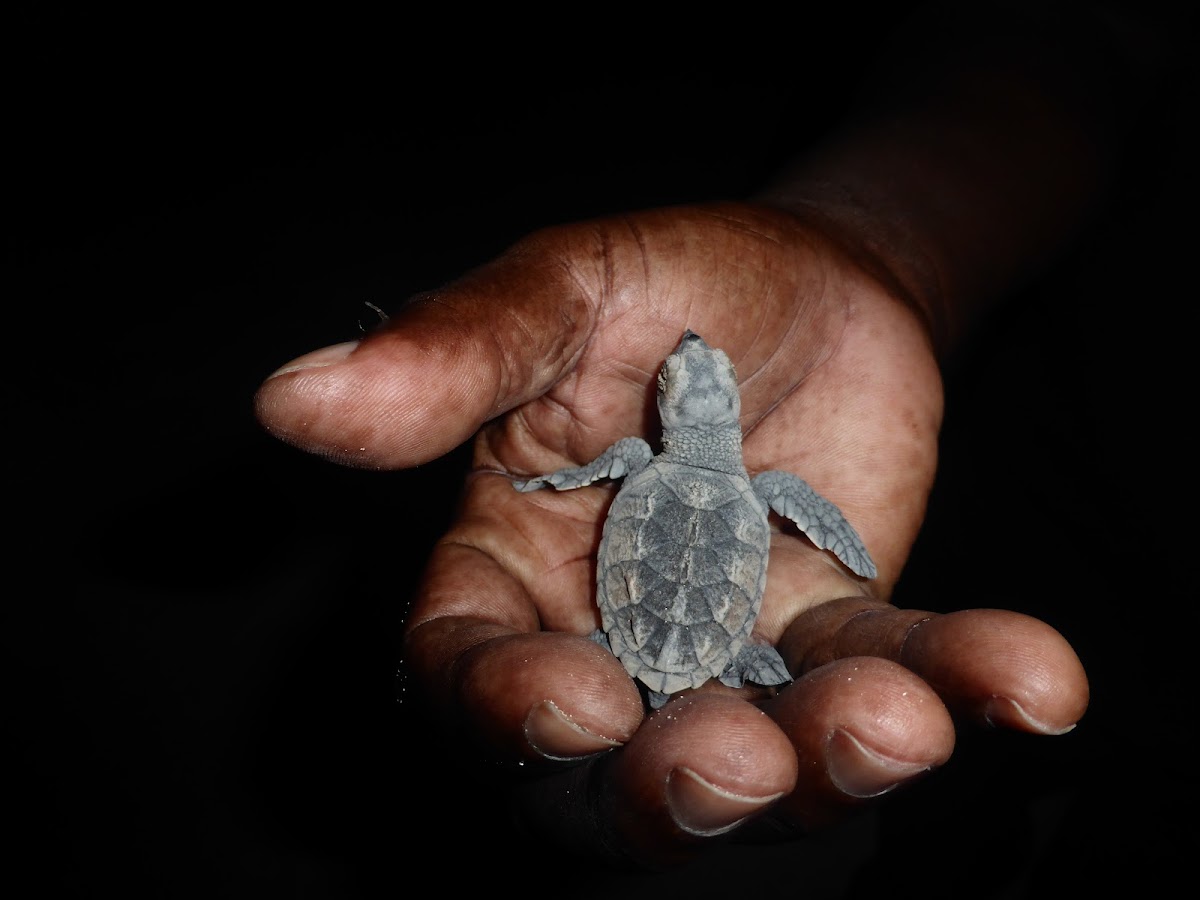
[512,437,654,492]
[719,639,791,690]
[752,470,878,579]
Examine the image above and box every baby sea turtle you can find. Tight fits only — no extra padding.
[513,330,876,708]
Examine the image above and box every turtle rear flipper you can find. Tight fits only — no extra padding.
[719,640,791,690]
[647,689,672,709]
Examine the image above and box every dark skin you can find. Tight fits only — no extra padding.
[252,3,1162,870]
[255,203,1086,865]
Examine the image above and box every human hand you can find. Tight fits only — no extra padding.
[254,202,1088,868]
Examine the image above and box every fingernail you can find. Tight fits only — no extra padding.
[523,700,623,761]
[825,728,932,799]
[666,767,784,837]
[984,696,1076,735]
[265,341,359,380]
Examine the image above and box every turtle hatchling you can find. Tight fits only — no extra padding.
[513,330,876,708]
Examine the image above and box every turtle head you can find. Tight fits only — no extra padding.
[657,331,740,430]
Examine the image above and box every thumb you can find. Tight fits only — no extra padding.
[253,229,598,468]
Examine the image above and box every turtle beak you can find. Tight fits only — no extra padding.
[678,330,709,351]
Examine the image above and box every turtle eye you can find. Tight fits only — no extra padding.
[658,356,676,393]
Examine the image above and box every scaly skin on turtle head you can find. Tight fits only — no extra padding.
[657,331,740,432]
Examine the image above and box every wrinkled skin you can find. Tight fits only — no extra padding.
[254,202,1089,868]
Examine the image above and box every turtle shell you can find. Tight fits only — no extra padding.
[597,459,771,695]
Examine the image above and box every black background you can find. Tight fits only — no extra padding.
[10,6,1195,897]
